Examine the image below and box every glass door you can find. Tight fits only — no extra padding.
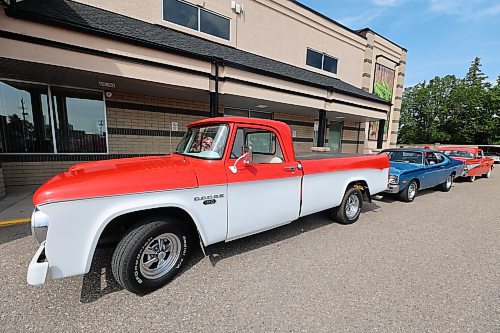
[328,121,342,153]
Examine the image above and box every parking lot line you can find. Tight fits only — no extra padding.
[0,218,31,227]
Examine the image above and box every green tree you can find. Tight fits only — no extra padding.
[399,57,499,144]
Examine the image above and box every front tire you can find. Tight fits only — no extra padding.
[439,174,453,192]
[332,187,363,225]
[483,168,492,178]
[399,180,418,202]
[469,175,476,182]
[112,217,191,295]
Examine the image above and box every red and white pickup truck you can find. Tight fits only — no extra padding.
[28,117,389,294]
[437,146,494,182]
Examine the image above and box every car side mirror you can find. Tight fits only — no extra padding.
[229,146,253,174]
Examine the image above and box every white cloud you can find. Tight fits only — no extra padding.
[338,8,386,27]
[429,0,500,19]
[372,0,402,6]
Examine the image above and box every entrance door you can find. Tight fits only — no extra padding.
[225,125,302,241]
[328,122,342,153]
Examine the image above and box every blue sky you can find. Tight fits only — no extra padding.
[299,0,500,87]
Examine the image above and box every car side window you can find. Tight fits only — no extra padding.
[436,153,446,164]
[230,128,284,164]
[476,150,484,159]
[425,152,438,165]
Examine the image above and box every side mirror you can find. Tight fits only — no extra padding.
[229,146,253,174]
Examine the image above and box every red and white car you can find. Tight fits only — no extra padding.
[437,146,494,182]
[28,117,389,294]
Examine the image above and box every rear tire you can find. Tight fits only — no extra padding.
[439,174,453,192]
[399,180,418,202]
[111,217,191,295]
[332,187,363,225]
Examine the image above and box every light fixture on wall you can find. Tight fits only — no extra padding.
[231,1,244,14]
[105,91,113,98]
[335,116,345,119]
[255,104,268,109]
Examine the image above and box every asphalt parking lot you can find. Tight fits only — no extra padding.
[1,174,499,333]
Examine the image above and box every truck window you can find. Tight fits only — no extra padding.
[231,128,284,163]
[176,124,229,159]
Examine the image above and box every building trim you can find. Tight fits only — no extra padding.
[292,137,314,143]
[108,128,186,137]
[107,101,212,117]
[0,30,211,78]
[341,139,364,145]
[275,119,313,127]
[343,126,365,131]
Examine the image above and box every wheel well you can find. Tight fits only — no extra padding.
[346,180,370,201]
[97,207,198,246]
[410,178,420,189]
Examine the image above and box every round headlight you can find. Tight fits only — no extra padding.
[389,175,399,185]
[31,208,50,246]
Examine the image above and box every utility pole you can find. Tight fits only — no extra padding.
[20,98,28,152]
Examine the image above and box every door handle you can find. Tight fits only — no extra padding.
[284,166,296,172]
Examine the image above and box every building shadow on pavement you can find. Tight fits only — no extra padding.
[80,205,382,301]
[0,223,31,246]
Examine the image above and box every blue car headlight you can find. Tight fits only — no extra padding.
[389,174,399,185]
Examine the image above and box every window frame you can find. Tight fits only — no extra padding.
[162,0,231,41]
[0,78,109,155]
[228,125,286,162]
[305,48,338,74]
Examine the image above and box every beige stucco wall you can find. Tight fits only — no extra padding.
[70,0,404,88]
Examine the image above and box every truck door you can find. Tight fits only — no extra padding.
[225,125,302,241]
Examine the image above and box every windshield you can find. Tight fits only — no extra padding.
[441,150,475,159]
[386,151,423,164]
[176,124,229,159]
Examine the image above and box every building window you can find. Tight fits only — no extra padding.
[306,48,338,74]
[0,80,107,154]
[51,87,107,153]
[163,0,230,40]
[224,107,272,119]
[0,81,53,153]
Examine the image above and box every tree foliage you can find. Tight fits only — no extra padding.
[399,57,500,144]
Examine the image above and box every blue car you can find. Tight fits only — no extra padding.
[381,148,465,202]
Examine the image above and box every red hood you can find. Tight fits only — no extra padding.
[33,155,198,206]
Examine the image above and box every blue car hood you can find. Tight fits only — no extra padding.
[389,162,422,175]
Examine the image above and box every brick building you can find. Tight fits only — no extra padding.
[0,0,406,197]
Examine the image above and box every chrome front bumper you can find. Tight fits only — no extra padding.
[385,184,400,193]
[27,241,49,286]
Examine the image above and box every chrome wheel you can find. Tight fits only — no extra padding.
[345,193,360,220]
[408,182,417,199]
[139,233,182,280]
[446,176,453,189]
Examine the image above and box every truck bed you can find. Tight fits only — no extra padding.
[295,152,366,160]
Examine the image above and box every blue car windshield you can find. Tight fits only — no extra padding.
[387,151,423,164]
